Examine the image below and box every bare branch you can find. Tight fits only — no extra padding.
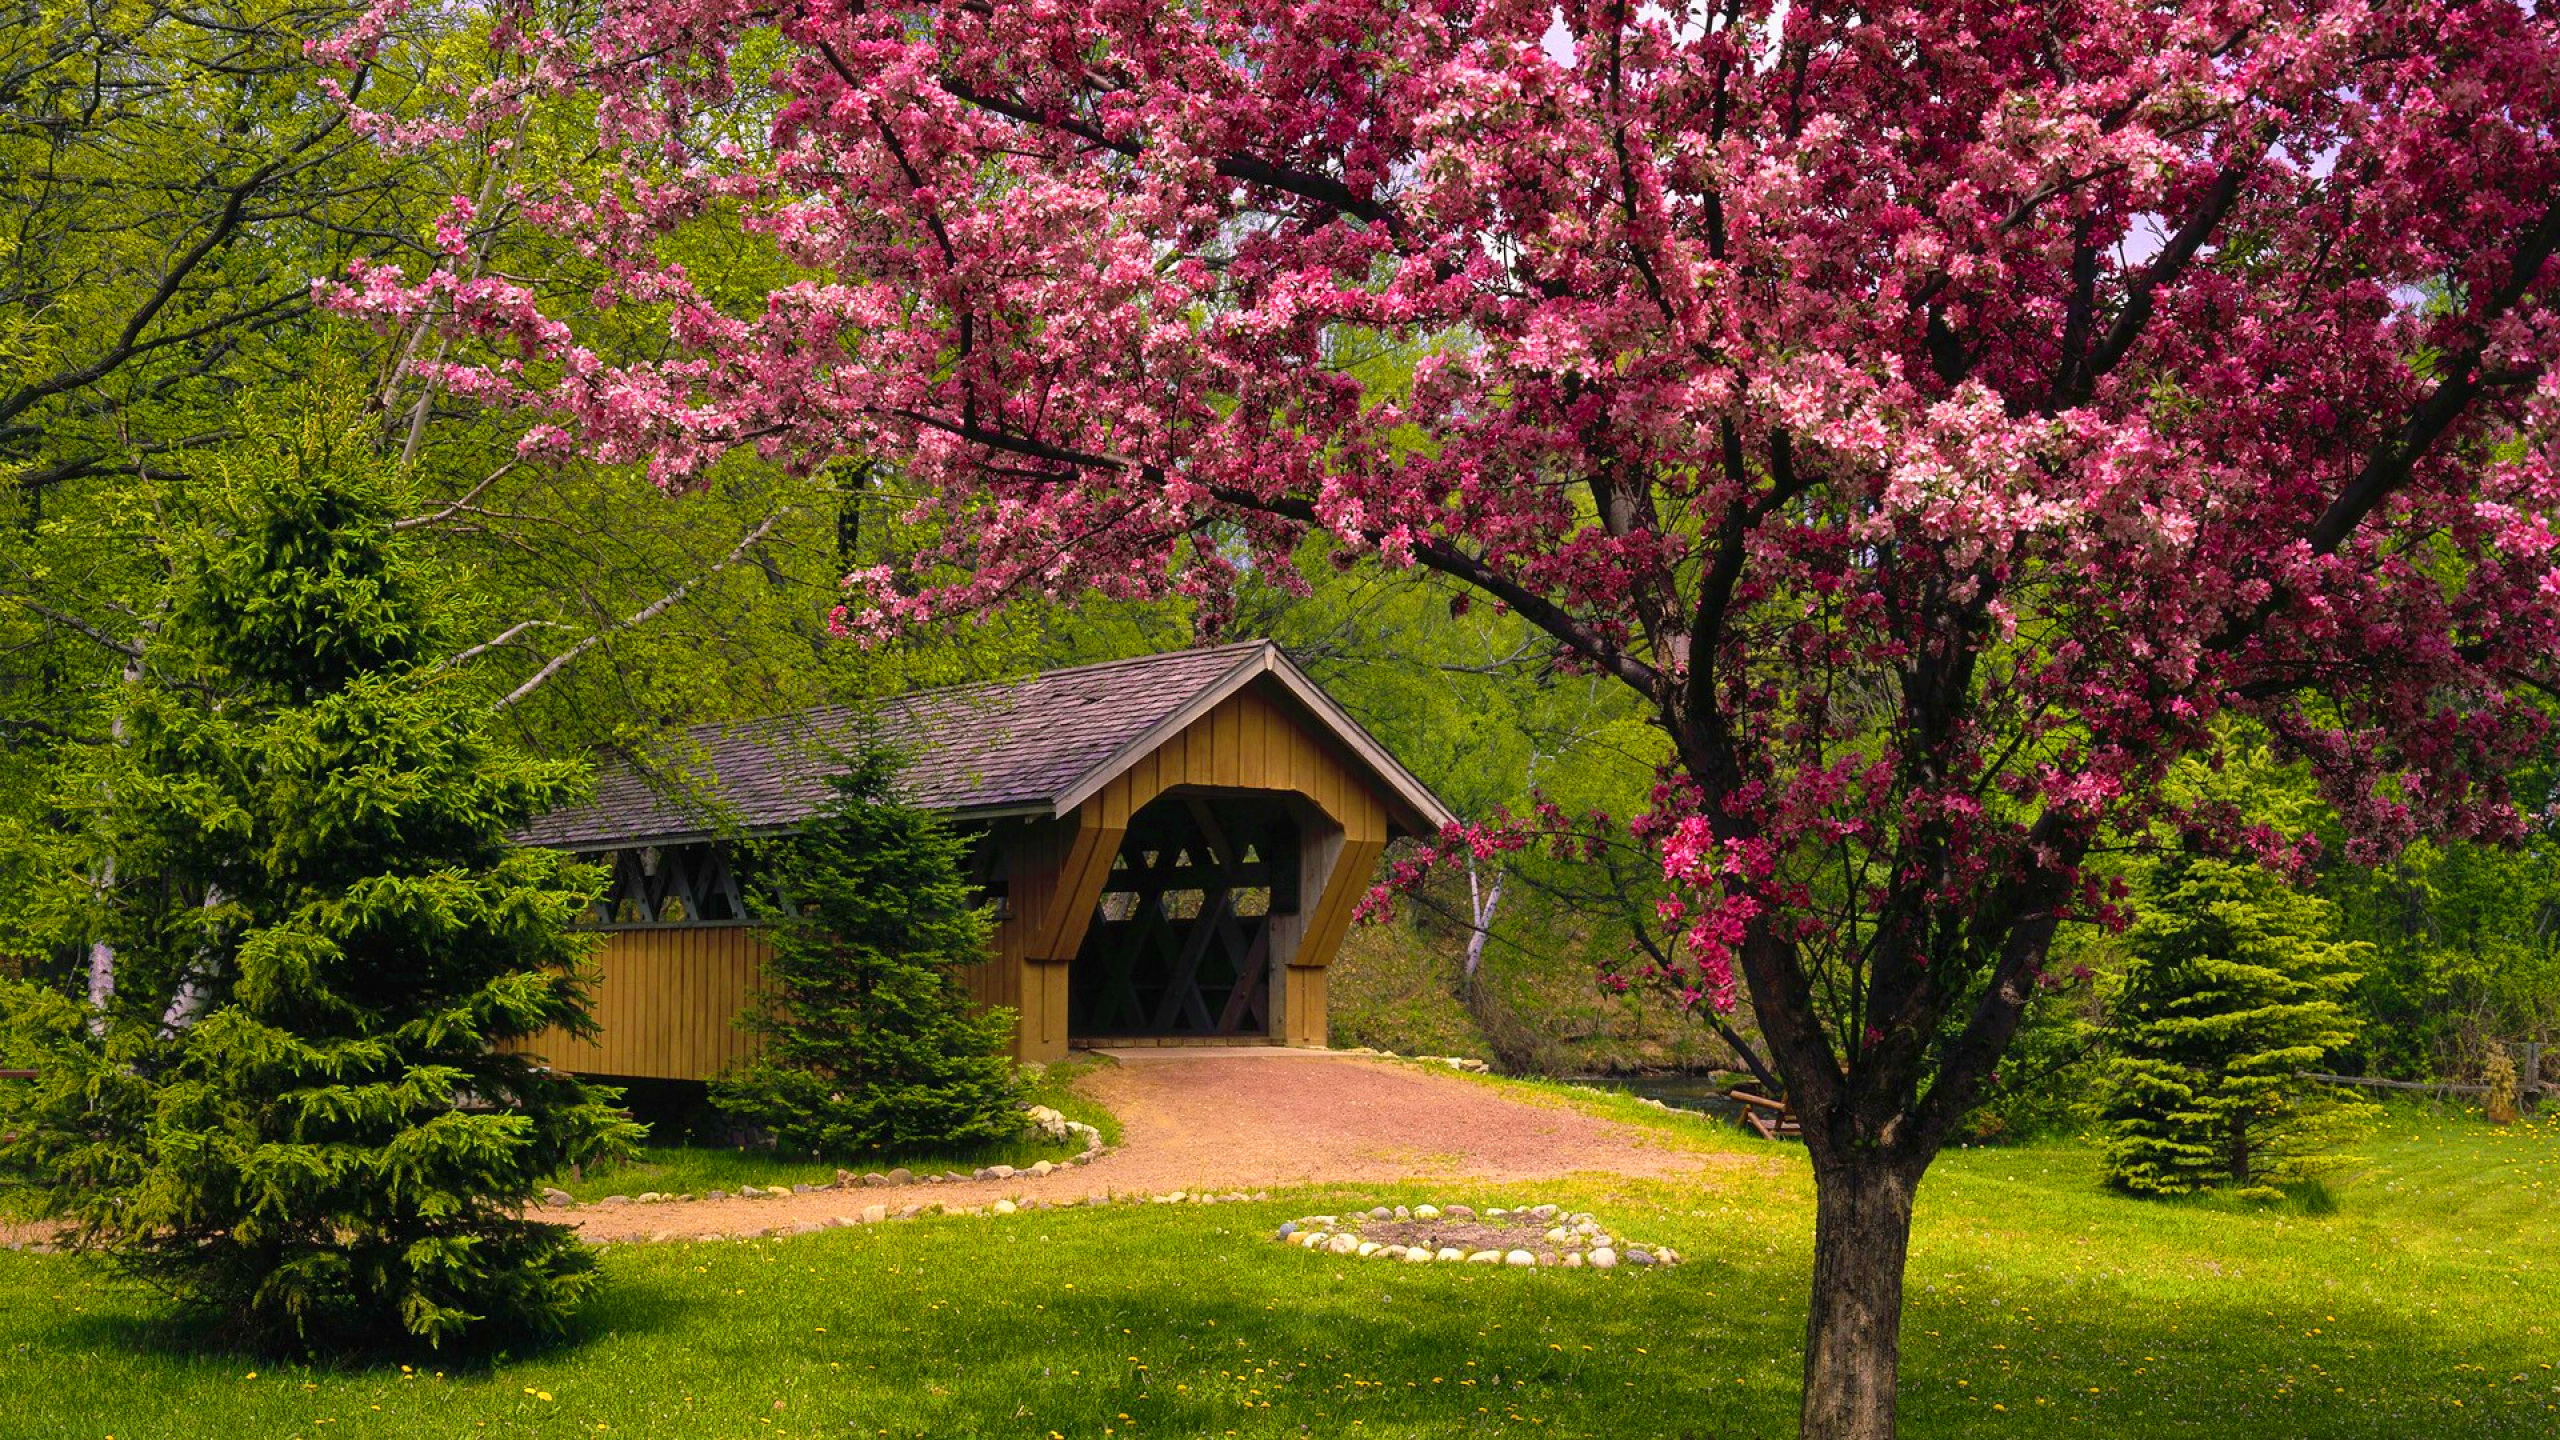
[392,460,521,530]
[492,510,792,711]
[437,617,567,671]
[12,600,142,657]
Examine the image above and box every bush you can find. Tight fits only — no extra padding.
[2483,1044,2520,1125]
[709,742,1024,1155]
[0,411,638,1350]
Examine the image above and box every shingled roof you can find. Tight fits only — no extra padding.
[518,640,1455,851]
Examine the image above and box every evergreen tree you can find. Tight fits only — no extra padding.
[0,409,638,1349]
[2099,857,2377,1196]
[711,744,1024,1155]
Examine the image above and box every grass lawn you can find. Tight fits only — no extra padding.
[4,1095,2555,1438]
[549,1061,1123,1203]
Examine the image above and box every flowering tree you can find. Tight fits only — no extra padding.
[322,2,2560,1434]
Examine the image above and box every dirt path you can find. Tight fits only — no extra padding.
[564,1050,1741,1244]
[0,1053,1750,1251]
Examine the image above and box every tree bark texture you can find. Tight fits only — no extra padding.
[1798,1154,1921,1440]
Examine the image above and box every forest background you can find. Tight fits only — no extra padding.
[0,0,2550,1127]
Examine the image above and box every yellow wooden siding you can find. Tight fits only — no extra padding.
[517,925,770,1081]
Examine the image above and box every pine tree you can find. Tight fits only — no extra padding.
[710,744,1024,1155]
[0,408,638,1349]
[2099,856,2377,1196]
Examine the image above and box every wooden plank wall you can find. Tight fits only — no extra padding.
[516,925,770,1081]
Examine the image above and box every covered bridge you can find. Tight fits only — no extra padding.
[518,641,1454,1076]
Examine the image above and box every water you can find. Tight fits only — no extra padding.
[1570,1072,1751,1122]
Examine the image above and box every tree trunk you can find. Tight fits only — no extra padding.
[1462,854,1504,985]
[1800,1154,1921,1440]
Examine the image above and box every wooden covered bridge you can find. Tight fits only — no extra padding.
[518,642,1454,1077]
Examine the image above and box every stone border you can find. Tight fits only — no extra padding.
[601,1187,1273,1245]
[1272,1201,1683,1270]
[536,1104,1109,1212]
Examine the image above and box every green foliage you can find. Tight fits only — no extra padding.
[2320,831,2560,1080]
[1959,978,2104,1144]
[0,410,638,1350]
[710,743,1024,1156]
[2099,857,2378,1196]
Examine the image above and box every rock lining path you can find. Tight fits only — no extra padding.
[564,1050,1744,1243]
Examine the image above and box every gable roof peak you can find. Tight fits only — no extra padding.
[517,641,1452,851]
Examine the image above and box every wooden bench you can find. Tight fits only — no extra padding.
[1729,1088,1801,1141]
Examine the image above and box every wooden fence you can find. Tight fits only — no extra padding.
[2303,1042,2546,1107]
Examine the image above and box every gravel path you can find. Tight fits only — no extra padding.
[564,1050,1737,1243]
[0,1052,1744,1251]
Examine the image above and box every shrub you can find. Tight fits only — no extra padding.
[709,742,1024,1155]
[2483,1044,2520,1125]
[0,411,638,1349]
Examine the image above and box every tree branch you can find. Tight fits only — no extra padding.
[392,460,520,530]
[938,78,1398,234]
[12,600,142,657]
[492,510,790,711]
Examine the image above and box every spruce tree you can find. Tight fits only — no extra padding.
[2099,856,2377,1196]
[0,410,637,1349]
[710,744,1024,1155]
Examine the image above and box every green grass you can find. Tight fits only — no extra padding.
[5,1097,2557,1438]
[552,1058,1122,1203]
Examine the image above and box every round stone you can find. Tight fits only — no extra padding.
[1276,1221,1299,1240]
[1503,1250,1536,1267]
[1356,1242,1380,1257]
[1327,1233,1360,1255]
[1467,1250,1503,1264]
[1435,1247,1466,1263]
[1413,1204,1441,1220]
[1402,1246,1431,1263]
[1368,1206,1394,1220]
[1562,1252,1586,1269]
[1624,1248,1655,1266]
[1588,1247,1619,1270]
